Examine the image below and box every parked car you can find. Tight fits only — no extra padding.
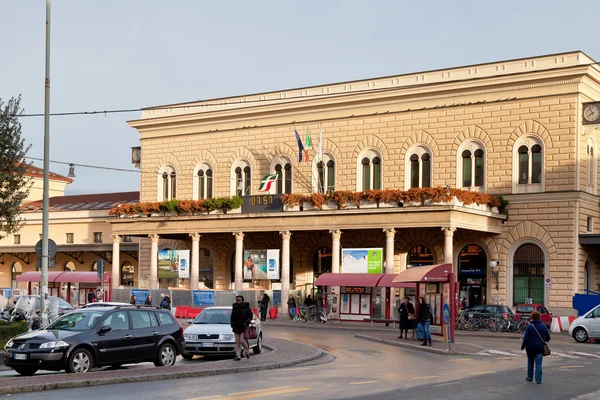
[464,305,514,320]
[182,306,262,359]
[1,305,184,375]
[569,304,600,343]
[514,303,552,327]
[80,302,132,309]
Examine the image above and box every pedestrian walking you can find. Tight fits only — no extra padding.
[397,296,415,339]
[259,293,269,321]
[144,295,152,305]
[417,296,433,346]
[521,310,551,384]
[160,295,171,310]
[230,295,252,361]
[87,291,96,304]
[129,295,136,305]
[287,294,297,320]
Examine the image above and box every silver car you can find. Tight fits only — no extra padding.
[182,306,262,358]
[569,304,600,343]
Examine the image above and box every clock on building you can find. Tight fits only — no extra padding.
[583,103,600,124]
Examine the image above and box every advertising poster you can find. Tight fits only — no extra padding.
[266,249,280,280]
[341,248,383,274]
[158,250,190,278]
[131,289,149,304]
[193,290,215,306]
[178,250,190,278]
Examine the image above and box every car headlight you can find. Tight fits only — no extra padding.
[5,339,14,349]
[39,340,69,349]
[221,334,234,341]
[184,334,197,341]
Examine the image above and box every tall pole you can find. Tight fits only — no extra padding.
[40,0,51,326]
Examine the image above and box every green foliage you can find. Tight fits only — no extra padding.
[159,199,180,213]
[0,320,28,349]
[204,197,227,211]
[497,196,509,211]
[0,96,31,240]
[228,195,244,209]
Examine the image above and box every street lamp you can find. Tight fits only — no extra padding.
[489,260,499,291]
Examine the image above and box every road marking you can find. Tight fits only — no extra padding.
[485,349,519,356]
[272,367,311,372]
[495,357,518,360]
[214,387,311,399]
[228,387,293,396]
[413,375,439,380]
[435,382,462,388]
[559,365,584,369]
[350,381,379,385]
[449,358,472,362]
[186,396,223,400]
[551,352,580,359]
[469,371,495,375]
[569,352,600,358]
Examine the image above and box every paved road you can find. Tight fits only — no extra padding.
[5,325,599,399]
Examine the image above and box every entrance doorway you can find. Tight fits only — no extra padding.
[513,243,544,305]
[458,245,487,307]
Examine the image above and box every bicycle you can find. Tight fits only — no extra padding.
[319,305,340,324]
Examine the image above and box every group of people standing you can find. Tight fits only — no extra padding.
[397,296,433,346]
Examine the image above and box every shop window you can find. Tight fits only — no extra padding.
[457,245,487,307]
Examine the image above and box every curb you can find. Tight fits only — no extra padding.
[354,334,487,356]
[0,343,324,395]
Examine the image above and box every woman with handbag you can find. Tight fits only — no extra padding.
[230,295,252,361]
[521,310,551,384]
[397,297,415,339]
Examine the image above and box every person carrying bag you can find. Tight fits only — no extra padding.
[521,310,551,384]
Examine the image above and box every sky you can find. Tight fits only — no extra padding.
[2,0,600,196]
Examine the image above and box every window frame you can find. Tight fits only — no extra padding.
[456,140,486,192]
[157,165,177,201]
[271,156,293,195]
[193,162,214,200]
[231,160,252,196]
[404,144,432,190]
[512,136,545,194]
[356,148,383,191]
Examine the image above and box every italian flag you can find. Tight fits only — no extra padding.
[304,127,311,162]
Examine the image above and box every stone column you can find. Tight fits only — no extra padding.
[111,235,121,292]
[383,228,395,274]
[280,231,292,318]
[190,233,201,290]
[149,234,159,290]
[442,228,456,272]
[233,232,244,292]
[330,229,342,274]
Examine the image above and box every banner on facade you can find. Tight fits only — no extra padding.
[341,248,383,274]
[193,290,215,306]
[131,289,149,305]
[158,250,190,278]
[243,249,281,280]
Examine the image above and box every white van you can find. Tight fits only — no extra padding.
[569,304,600,342]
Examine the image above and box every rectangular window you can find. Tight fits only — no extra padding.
[474,155,484,187]
[532,152,542,184]
[362,164,370,190]
[317,163,325,193]
[410,160,419,188]
[422,160,431,188]
[462,157,472,187]
[373,163,381,190]
[13,235,20,245]
[199,176,205,199]
[327,164,335,192]
[519,153,529,184]
[587,216,593,233]
[207,175,213,199]
[66,233,74,244]
[94,232,103,243]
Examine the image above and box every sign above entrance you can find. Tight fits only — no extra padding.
[341,248,383,274]
[240,195,282,213]
[344,287,366,294]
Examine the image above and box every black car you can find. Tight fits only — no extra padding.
[1,305,184,375]
[464,305,513,320]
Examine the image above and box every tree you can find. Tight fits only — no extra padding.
[0,96,31,240]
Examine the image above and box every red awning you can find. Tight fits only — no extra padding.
[54,272,110,283]
[377,274,417,288]
[392,263,452,283]
[314,273,385,287]
[16,271,66,282]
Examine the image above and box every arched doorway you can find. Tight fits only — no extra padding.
[407,245,434,268]
[199,248,214,289]
[313,246,332,277]
[458,245,487,307]
[65,261,75,271]
[513,243,545,305]
[121,261,135,286]
[12,262,22,289]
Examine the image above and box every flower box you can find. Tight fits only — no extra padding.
[225,207,242,214]
[359,200,378,209]
[322,201,337,210]
[378,201,399,208]
[491,207,499,213]
[284,204,300,212]
[209,209,225,215]
[302,202,317,211]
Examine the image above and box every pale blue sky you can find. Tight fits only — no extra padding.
[2,1,599,195]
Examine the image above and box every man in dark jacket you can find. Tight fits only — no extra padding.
[259,294,269,321]
[230,295,253,361]
[417,296,433,346]
[521,311,551,384]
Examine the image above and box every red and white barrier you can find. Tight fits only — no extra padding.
[550,316,576,332]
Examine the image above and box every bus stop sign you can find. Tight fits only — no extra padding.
[443,304,450,324]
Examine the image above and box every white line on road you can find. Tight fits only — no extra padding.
[551,352,581,359]
[569,352,600,358]
[559,365,584,369]
[449,358,473,362]
[413,376,439,380]
[350,381,379,385]
[485,349,520,356]
[468,371,496,375]
[435,382,463,388]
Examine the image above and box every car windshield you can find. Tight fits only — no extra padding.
[193,309,231,324]
[518,306,535,313]
[46,311,105,331]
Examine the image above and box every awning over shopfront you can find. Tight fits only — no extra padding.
[16,271,66,283]
[16,271,110,283]
[392,263,452,283]
[377,274,416,288]
[315,273,385,287]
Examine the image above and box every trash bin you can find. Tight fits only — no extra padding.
[269,307,278,319]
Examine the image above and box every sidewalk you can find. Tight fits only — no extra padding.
[0,338,323,395]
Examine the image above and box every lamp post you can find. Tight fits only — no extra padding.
[40,0,52,326]
[489,260,499,291]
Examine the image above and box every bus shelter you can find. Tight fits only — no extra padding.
[16,271,112,307]
[392,263,457,340]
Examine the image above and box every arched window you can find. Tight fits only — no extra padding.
[513,243,545,305]
[513,136,544,193]
[194,163,213,200]
[64,261,75,272]
[405,145,432,189]
[272,157,293,194]
[587,140,597,193]
[313,154,336,193]
[457,141,486,190]
[157,165,177,201]
[231,160,252,196]
[356,149,382,191]
[407,245,434,268]
[121,261,135,286]
[12,262,22,288]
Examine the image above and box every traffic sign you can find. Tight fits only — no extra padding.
[35,239,57,258]
[443,304,450,324]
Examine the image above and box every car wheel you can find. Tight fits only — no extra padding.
[253,333,262,354]
[154,343,176,367]
[181,353,194,360]
[13,367,38,376]
[67,348,93,373]
[573,327,589,343]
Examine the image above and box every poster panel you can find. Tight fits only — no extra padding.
[266,249,280,280]
[131,289,148,305]
[243,250,267,280]
[193,290,215,306]
[341,248,383,274]
[158,250,179,279]
[177,250,190,278]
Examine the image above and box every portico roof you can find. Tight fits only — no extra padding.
[314,273,384,287]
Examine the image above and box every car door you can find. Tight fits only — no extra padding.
[538,306,552,326]
[93,310,132,365]
[590,307,600,337]
[129,310,160,361]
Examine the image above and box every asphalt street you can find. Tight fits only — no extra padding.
[3,324,599,400]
